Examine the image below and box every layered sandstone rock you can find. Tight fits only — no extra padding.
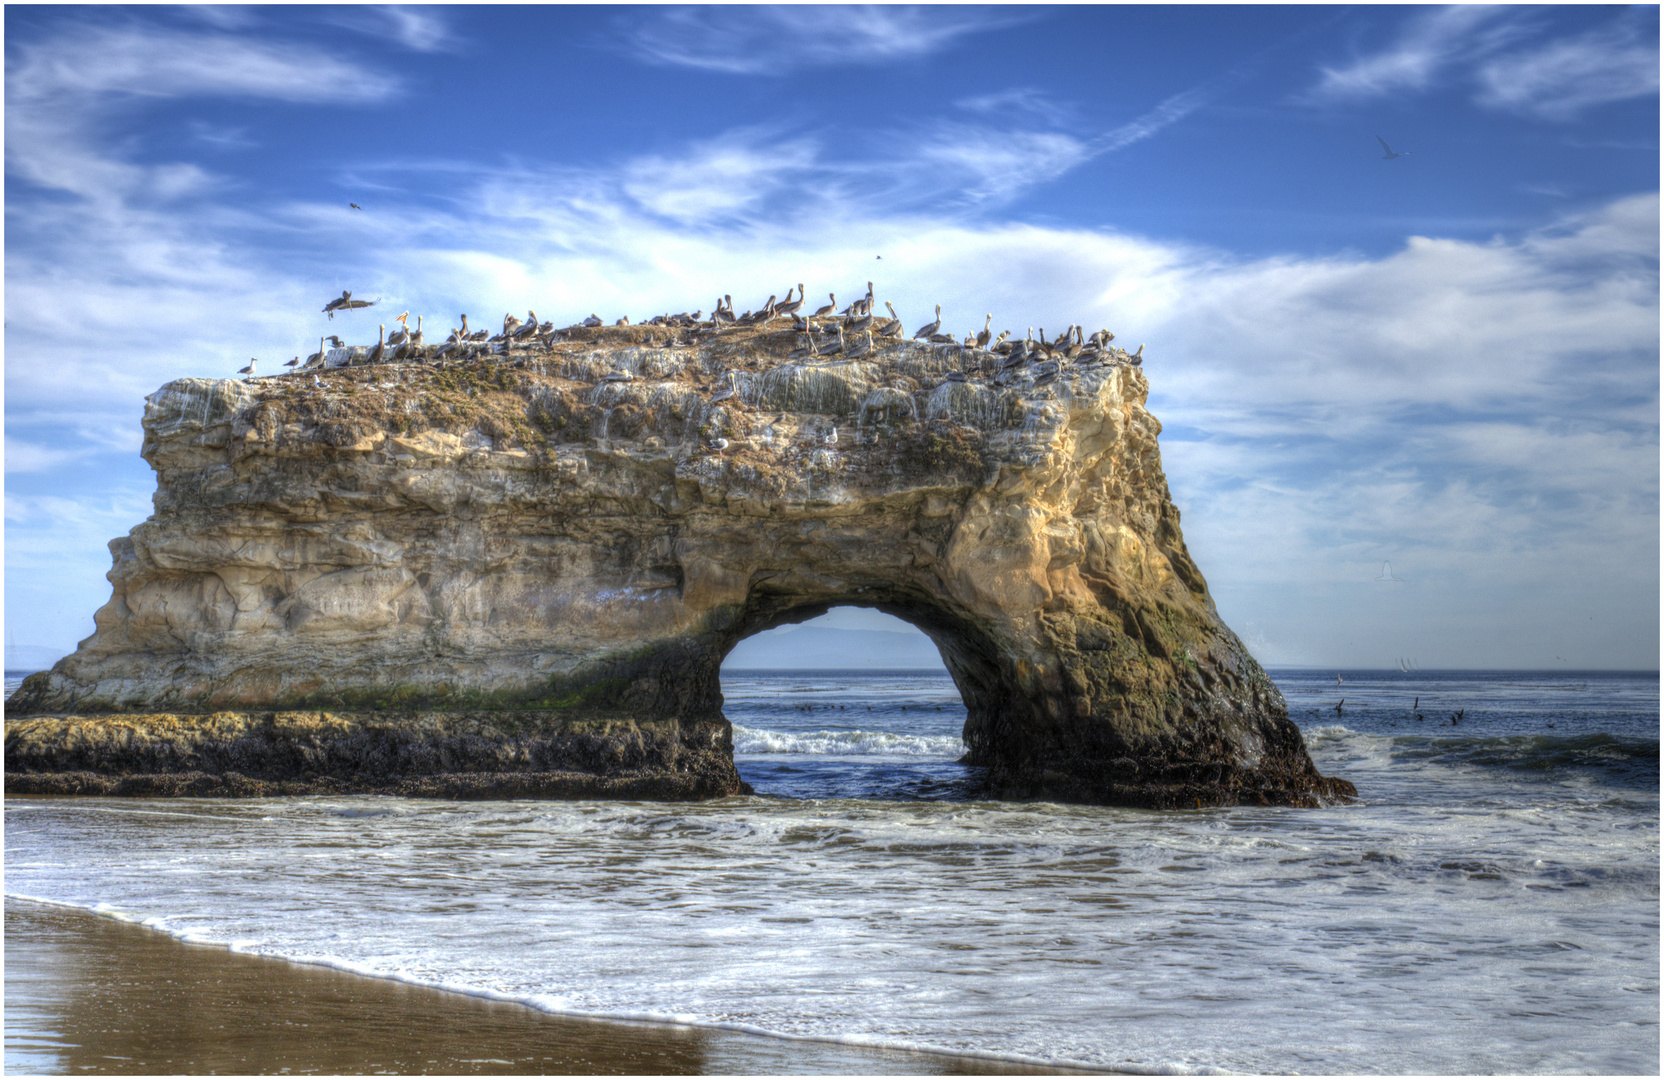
[6,322,1353,807]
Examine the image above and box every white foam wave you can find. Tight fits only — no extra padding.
[5,892,1148,1073]
[732,725,963,757]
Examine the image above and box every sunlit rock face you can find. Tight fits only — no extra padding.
[7,323,1353,807]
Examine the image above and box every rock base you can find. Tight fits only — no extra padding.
[4,711,750,801]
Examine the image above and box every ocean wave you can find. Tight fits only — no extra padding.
[1307,726,1659,787]
[732,725,964,758]
[4,892,1163,1074]
[1389,731,1659,784]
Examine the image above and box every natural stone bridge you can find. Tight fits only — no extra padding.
[6,321,1353,807]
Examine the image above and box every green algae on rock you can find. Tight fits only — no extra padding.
[5,321,1353,807]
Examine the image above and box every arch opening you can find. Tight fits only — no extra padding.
[718,603,998,801]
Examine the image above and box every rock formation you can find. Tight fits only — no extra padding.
[6,320,1353,807]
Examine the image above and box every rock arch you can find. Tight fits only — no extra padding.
[6,324,1352,807]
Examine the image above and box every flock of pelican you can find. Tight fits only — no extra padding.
[243,282,1145,384]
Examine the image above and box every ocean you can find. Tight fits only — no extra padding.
[5,668,1658,1074]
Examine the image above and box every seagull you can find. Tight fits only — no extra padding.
[824,424,838,446]
[238,359,257,379]
[350,203,363,210]
[710,437,730,452]
[1334,699,1344,714]
[284,356,301,369]
[1376,135,1410,160]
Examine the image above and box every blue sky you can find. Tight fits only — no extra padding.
[5,4,1658,671]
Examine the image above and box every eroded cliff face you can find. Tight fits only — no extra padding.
[7,322,1352,807]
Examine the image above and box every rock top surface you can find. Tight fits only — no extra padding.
[7,319,1352,807]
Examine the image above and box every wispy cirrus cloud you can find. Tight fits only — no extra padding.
[622,5,1027,75]
[323,5,450,52]
[1475,22,1660,121]
[1305,5,1657,121]
[1308,5,1518,100]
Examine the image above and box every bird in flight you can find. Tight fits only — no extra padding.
[1376,135,1410,160]
[350,203,363,210]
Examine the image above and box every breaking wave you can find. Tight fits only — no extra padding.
[732,725,964,758]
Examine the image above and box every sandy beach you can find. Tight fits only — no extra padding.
[4,898,1081,1075]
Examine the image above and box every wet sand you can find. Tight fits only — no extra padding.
[4,898,1088,1075]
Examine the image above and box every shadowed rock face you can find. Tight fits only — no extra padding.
[6,322,1353,807]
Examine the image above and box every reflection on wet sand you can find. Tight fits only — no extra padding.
[4,899,1082,1075]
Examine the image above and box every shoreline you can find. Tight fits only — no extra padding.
[5,897,1097,1075]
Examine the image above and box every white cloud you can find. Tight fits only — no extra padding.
[1475,24,1660,121]
[623,5,1025,75]
[6,24,397,105]
[323,5,450,52]
[1305,6,1658,123]
[955,87,1074,126]
[1309,6,1515,100]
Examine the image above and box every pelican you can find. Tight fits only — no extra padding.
[975,314,992,350]
[776,285,804,317]
[238,359,257,379]
[388,311,410,346]
[787,334,814,360]
[879,301,903,337]
[813,293,836,318]
[846,310,873,333]
[1376,135,1410,160]
[845,330,873,359]
[409,316,424,346]
[1130,343,1144,365]
[326,335,344,349]
[349,202,363,210]
[513,311,539,339]
[323,290,351,318]
[913,304,941,340]
[991,330,1010,351]
[459,314,470,338]
[615,316,630,326]
[305,336,327,367]
[368,324,385,365]
[583,314,603,327]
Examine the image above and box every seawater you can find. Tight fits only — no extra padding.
[5,668,1657,1073]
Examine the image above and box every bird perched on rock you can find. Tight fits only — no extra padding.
[368,324,385,365]
[388,312,410,346]
[615,315,630,326]
[844,330,873,359]
[583,314,602,327]
[787,334,814,360]
[913,304,941,340]
[976,314,992,350]
[878,302,903,338]
[284,356,301,369]
[1129,344,1144,366]
[813,293,836,318]
[238,359,257,379]
[710,437,730,452]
